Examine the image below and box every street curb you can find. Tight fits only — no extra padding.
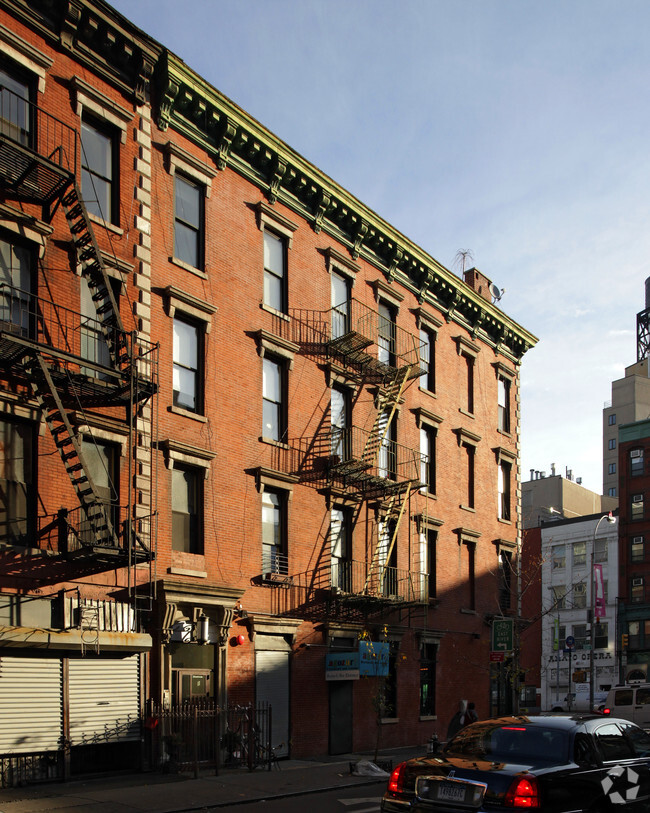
[166,777,388,811]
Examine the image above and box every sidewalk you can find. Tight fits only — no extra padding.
[0,746,424,813]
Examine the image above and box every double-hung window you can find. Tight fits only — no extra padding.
[419,328,435,392]
[631,449,644,477]
[419,642,437,717]
[420,425,436,494]
[262,488,287,575]
[0,237,33,337]
[632,493,644,522]
[331,386,350,461]
[80,436,119,540]
[331,507,351,592]
[172,465,202,554]
[498,375,511,433]
[0,63,32,147]
[174,174,203,269]
[419,526,437,601]
[499,549,512,612]
[331,271,350,340]
[173,316,201,413]
[263,230,286,313]
[498,460,511,520]
[0,417,35,545]
[81,116,117,223]
[263,356,286,442]
[378,301,396,366]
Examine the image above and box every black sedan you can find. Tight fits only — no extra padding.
[381,714,650,812]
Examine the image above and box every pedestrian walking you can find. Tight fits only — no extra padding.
[466,701,478,723]
[446,699,468,740]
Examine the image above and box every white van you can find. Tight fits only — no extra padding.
[603,684,650,728]
[551,687,608,712]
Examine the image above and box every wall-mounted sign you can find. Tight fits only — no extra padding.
[325,651,359,681]
[359,640,390,677]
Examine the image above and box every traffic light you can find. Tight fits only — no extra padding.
[622,633,629,649]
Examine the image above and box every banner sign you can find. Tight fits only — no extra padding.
[594,564,605,619]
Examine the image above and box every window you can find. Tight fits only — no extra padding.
[383,641,398,718]
[573,541,586,568]
[497,376,511,433]
[0,237,33,336]
[80,436,119,540]
[331,271,350,340]
[608,487,617,497]
[608,414,616,426]
[419,642,437,716]
[420,425,436,494]
[595,538,608,563]
[378,410,397,480]
[595,622,608,650]
[331,507,351,592]
[262,356,286,442]
[572,582,586,610]
[463,442,475,509]
[498,461,511,520]
[552,585,566,610]
[631,449,644,477]
[174,174,203,269]
[463,353,475,414]
[573,623,588,649]
[172,465,202,553]
[173,316,201,412]
[631,577,645,603]
[631,536,645,563]
[419,328,435,392]
[263,229,286,313]
[0,63,32,146]
[552,545,566,569]
[81,116,117,223]
[631,493,644,522]
[499,550,512,612]
[378,518,398,596]
[0,418,35,544]
[420,527,437,600]
[608,438,616,450]
[262,488,287,575]
[331,386,350,461]
[466,541,476,610]
[608,462,616,475]
[80,275,121,377]
[378,301,396,365]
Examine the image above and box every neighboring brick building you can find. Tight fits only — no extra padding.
[617,418,650,684]
[0,0,536,782]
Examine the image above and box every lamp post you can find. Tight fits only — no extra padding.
[589,512,617,711]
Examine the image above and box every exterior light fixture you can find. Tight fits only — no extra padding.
[196,613,210,645]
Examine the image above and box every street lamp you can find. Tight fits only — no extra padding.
[589,512,617,711]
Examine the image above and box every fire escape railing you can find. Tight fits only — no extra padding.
[289,298,425,382]
[0,84,77,203]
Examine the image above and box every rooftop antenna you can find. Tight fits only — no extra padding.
[454,249,474,275]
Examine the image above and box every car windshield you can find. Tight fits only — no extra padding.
[445,723,569,764]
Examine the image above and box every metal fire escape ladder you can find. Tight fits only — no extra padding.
[27,353,116,548]
[363,481,412,595]
[60,182,131,370]
[360,365,411,468]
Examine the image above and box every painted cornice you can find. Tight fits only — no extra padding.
[156,52,537,361]
[1,0,161,102]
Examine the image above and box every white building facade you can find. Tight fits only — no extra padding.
[541,513,619,710]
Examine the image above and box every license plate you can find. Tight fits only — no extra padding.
[439,783,466,802]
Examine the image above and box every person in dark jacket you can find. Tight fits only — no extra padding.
[446,699,468,740]
[466,701,478,724]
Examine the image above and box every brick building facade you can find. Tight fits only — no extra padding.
[0,0,536,781]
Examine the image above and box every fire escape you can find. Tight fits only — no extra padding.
[277,297,428,618]
[0,87,157,600]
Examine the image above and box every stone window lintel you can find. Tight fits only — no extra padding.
[165,285,217,333]
[164,141,216,197]
[71,76,132,142]
[412,406,443,428]
[256,202,298,247]
[369,278,404,310]
[325,247,360,281]
[454,334,480,358]
[160,438,216,478]
[256,329,299,368]
[0,23,52,92]
[454,427,482,447]
[414,307,443,331]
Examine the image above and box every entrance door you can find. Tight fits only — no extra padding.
[329,680,353,754]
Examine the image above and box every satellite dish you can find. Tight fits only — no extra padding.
[489,283,504,302]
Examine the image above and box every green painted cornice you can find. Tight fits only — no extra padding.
[157,52,536,361]
[1,0,161,102]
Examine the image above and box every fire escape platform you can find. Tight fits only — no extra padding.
[0,136,73,205]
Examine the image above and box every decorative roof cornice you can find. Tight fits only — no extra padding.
[155,53,536,361]
[2,0,161,102]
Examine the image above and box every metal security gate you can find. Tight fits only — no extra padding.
[255,637,290,758]
[69,655,141,745]
[0,656,63,785]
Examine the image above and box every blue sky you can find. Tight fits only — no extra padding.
[111,0,650,494]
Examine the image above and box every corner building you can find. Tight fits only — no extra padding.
[0,0,536,779]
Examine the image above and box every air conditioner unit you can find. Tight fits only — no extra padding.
[631,450,643,458]
[633,495,643,504]
[633,536,644,544]
[633,578,644,587]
